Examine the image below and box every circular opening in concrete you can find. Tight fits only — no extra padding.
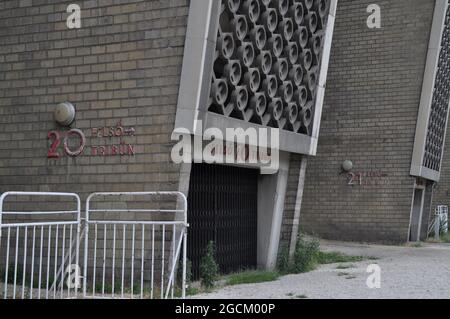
[248,0,260,23]
[294,3,304,25]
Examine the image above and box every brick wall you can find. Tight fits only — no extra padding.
[0,0,191,286]
[299,0,435,243]
[0,0,189,203]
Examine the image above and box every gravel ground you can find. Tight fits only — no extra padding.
[190,241,450,299]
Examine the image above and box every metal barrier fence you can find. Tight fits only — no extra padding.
[427,205,449,239]
[0,192,81,299]
[83,192,187,299]
[0,191,188,299]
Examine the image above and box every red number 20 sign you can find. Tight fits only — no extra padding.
[47,129,86,158]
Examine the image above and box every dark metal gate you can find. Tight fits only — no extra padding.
[187,164,258,279]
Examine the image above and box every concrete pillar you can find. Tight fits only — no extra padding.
[257,151,290,269]
[289,156,308,259]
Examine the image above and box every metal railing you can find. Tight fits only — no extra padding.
[83,192,188,299]
[0,191,188,299]
[428,205,449,239]
[0,192,81,299]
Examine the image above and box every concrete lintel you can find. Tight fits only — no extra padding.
[203,112,314,155]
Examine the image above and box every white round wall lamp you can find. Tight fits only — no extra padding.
[342,160,353,172]
[54,102,76,126]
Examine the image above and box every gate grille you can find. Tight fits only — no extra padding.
[187,164,258,279]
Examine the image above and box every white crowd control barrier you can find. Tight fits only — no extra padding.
[83,192,188,299]
[0,191,188,299]
[0,192,81,299]
[427,205,449,239]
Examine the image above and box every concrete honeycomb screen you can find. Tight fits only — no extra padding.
[207,0,331,136]
[423,1,450,172]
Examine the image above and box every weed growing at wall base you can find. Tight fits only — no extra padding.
[200,241,219,290]
[292,235,320,273]
[225,270,280,286]
[277,234,371,275]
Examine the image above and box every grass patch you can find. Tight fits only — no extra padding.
[277,234,374,276]
[315,251,365,264]
[428,234,450,243]
[426,233,450,244]
[89,283,201,299]
[225,270,280,286]
[186,286,199,296]
[174,286,200,298]
[0,265,55,290]
[194,234,377,291]
[440,233,450,243]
